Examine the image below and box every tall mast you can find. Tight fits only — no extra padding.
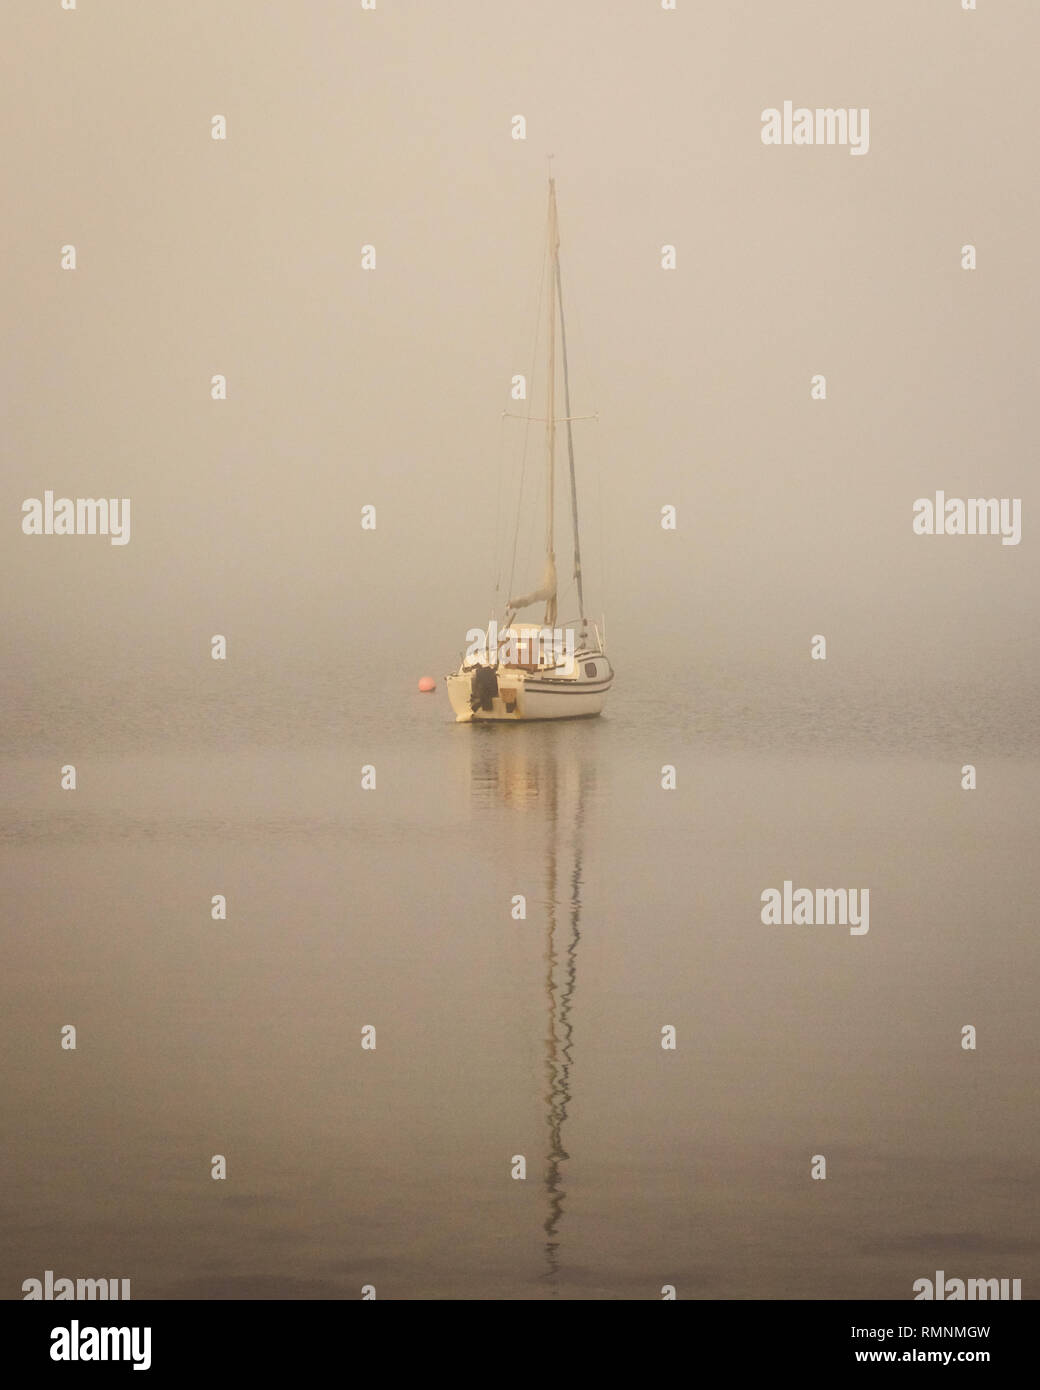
[539,179,556,631]
[545,179,558,629]
[554,219,585,630]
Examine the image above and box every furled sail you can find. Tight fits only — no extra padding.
[506,550,556,628]
[507,552,557,614]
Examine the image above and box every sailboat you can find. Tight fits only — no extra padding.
[445,178,614,722]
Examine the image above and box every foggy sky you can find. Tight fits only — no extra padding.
[3,0,1036,698]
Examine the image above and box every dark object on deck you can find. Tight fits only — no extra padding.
[470,664,499,712]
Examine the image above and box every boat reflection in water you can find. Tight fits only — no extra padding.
[469,724,595,1294]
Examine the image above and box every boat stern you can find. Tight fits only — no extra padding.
[446,668,524,721]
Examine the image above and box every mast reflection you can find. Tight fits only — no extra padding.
[470,725,592,1294]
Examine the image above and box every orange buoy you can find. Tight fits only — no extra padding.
[418,676,436,693]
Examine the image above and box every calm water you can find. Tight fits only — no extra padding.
[2,655,1038,1299]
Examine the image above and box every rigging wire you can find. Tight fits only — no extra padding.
[563,210,608,633]
[507,199,551,609]
[492,407,505,599]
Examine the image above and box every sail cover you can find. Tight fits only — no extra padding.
[507,553,557,613]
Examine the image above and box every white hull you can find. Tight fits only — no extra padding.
[446,655,613,722]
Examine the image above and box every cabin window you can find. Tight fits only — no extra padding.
[584,662,597,679]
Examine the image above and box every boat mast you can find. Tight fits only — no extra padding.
[553,209,586,636]
[544,180,558,629]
